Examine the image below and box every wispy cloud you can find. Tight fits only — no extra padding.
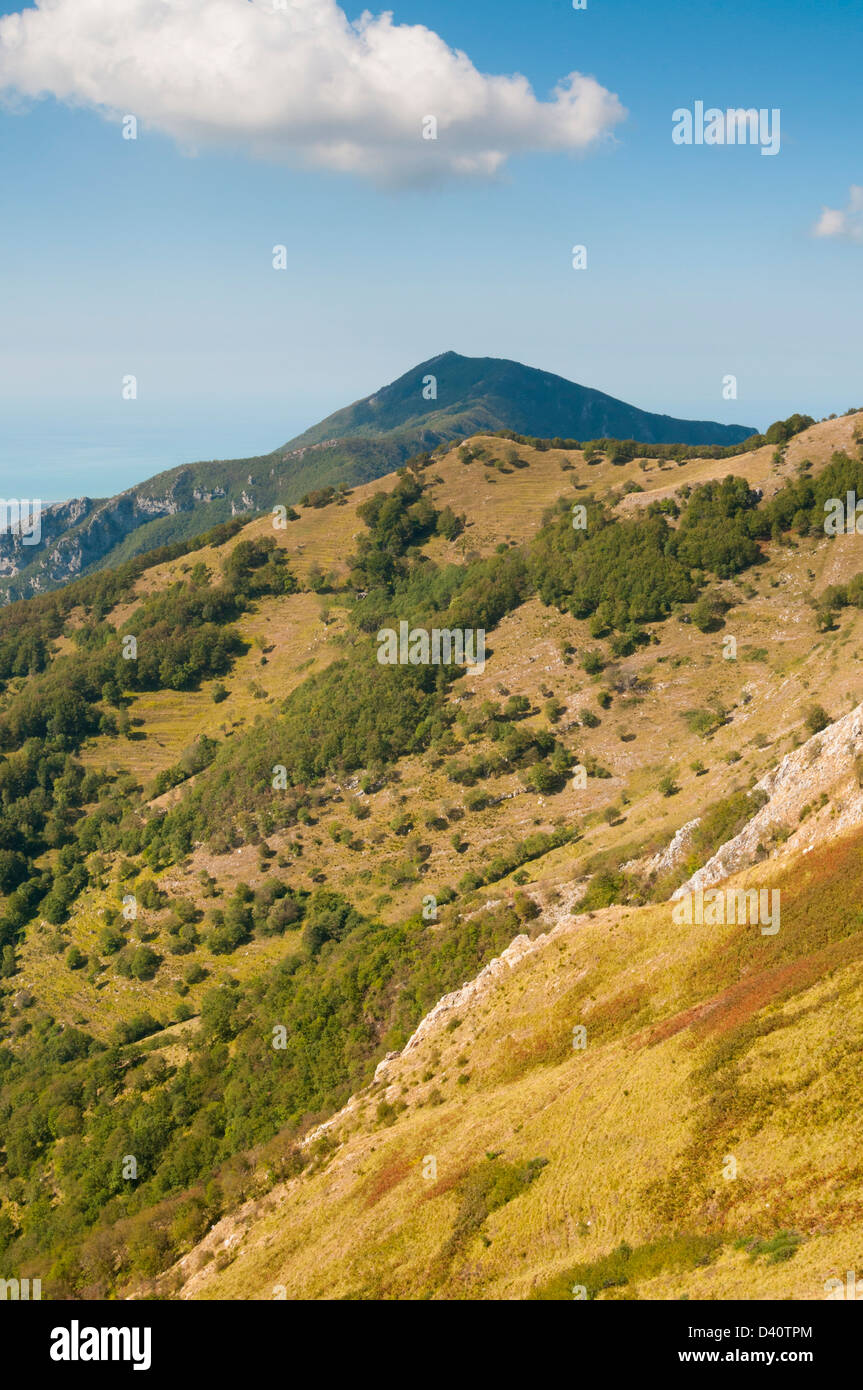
[813,185,863,243]
[0,0,626,187]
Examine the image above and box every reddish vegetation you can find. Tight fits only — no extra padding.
[364,1151,414,1208]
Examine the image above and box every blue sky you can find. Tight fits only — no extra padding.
[1,0,861,499]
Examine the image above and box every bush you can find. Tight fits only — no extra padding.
[129,945,161,980]
[581,651,604,675]
[99,926,125,955]
[804,704,830,735]
[691,591,728,633]
[522,761,560,795]
[513,892,540,922]
[113,1012,161,1045]
[683,705,726,738]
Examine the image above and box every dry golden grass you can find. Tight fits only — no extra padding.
[79,591,346,785]
[167,832,863,1301]
[15,875,304,1041]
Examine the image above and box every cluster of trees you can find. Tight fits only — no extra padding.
[0,535,294,749]
[445,715,571,792]
[529,499,696,627]
[673,476,762,577]
[113,537,295,693]
[349,470,464,591]
[487,412,815,462]
[0,891,528,1296]
[59,873,307,987]
[0,532,297,961]
[0,516,248,680]
[203,879,304,955]
[144,650,450,856]
[299,485,351,509]
[351,545,528,645]
[0,745,127,961]
[764,452,863,536]
[148,735,219,799]
[529,475,773,630]
[814,570,863,631]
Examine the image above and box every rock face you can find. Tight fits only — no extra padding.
[0,496,94,579]
[650,818,700,876]
[300,929,547,1150]
[625,817,700,879]
[674,704,863,898]
[0,481,205,599]
[400,933,535,1056]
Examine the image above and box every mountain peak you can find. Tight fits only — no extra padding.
[0,350,760,604]
[283,351,756,454]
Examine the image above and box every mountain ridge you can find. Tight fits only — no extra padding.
[282,350,756,452]
[3,413,863,1299]
[0,351,756,603]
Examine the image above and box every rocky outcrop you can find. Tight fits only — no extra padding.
[400,933,535,1056]
[0,474,215,601]
[0,496,95,578]
[625,817,700,879]
[300,928,550,1150]
[674,704,863,898]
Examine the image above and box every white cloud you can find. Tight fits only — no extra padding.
[813,185,863,243]
[0,0,626,186]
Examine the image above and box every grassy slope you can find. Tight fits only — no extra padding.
[168,832,863,1301]
[4,414,863,1301]
[74,409,863,785]
[11,414,863,1038]
[0,347,811,603]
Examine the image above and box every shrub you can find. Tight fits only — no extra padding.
[683,705,726,738]
[804,704,830,735]
[129,945,161,980]
[581,650,604,675]
[65,945,86,970]
[691,591,729,633]
[99,926,124,955]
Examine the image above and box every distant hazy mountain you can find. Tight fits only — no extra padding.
[0,351,755,602]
